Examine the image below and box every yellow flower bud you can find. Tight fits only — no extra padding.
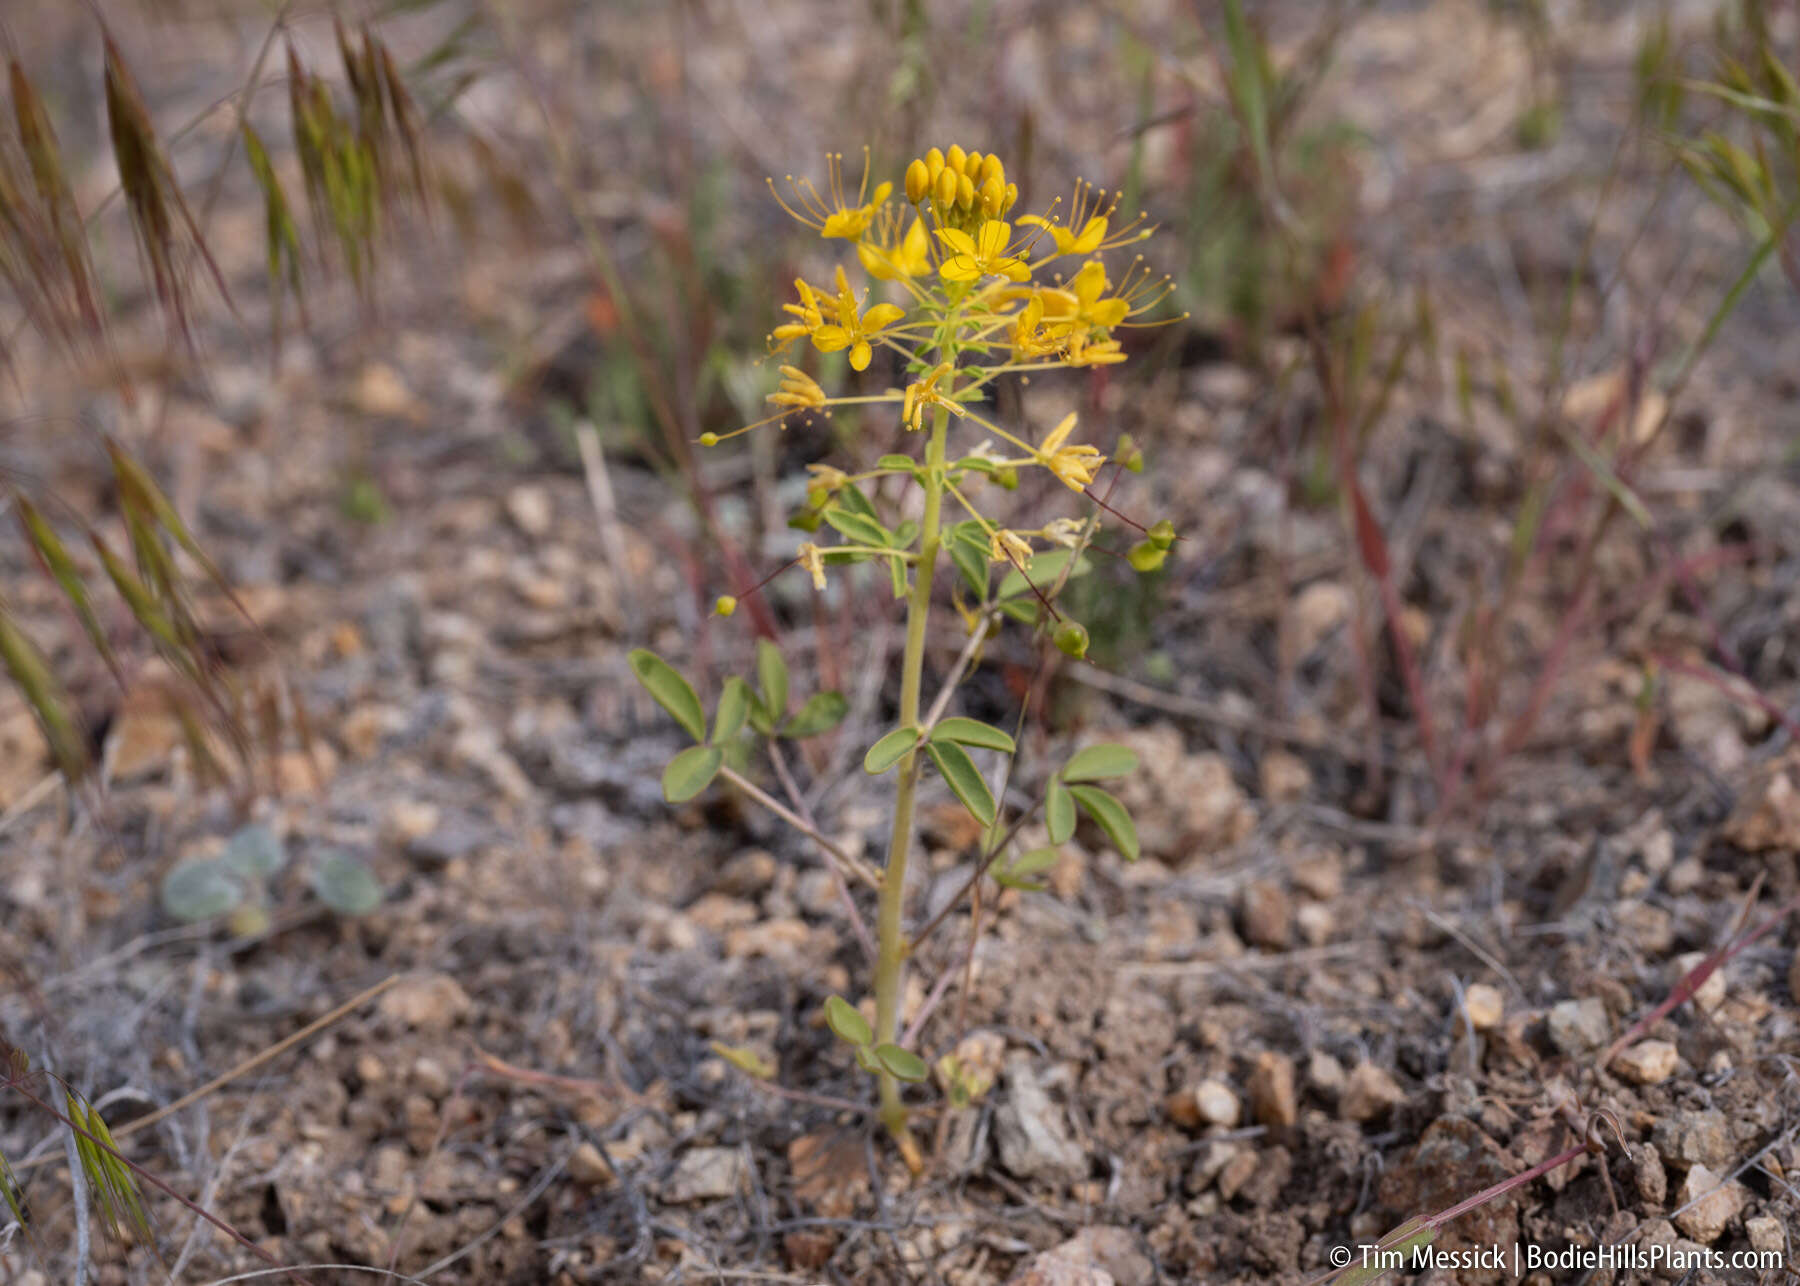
[1002,182,1018,213]
[980,174,1004,215]
[964,150,983,178]
[956,172,975,211]
[934,166,959,209]
[979,153,1004,188]
[905,158,930,204]
[946,144,966,174]
[700,432,719,447]
[714,595,738,617]
[925,147,945,182]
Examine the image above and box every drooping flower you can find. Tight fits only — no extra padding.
[767,365,828,411]
[989,528,1034,564]
[1042,517,1087,547]
[1036,412,1107,492]
[1063,331,1127,366]
[936,221,1030,283]
[768,149,893,240]
[901,361,964,431]
[770,277,831,354]
[797,542,828,590]
[810,267,904,370]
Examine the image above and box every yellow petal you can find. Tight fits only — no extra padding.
[850,340,872,371]
[935,227,976,257]
[1071,260,1108,305]
[858,240,893,281]
[939,257,981,282]
[1090,299,1129,328]
[1072,216,1108,254]
[811,325,851,352]
[863,302,905,332]
[976,220,1012,259]
[1042,412,1077,453]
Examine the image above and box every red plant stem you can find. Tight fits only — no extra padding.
[1601,890,1800,1068]
[1653,654,1800,747]
[1426,1141,1589,1230]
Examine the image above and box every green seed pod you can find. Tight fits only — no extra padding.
[1148,519,1176,549]
[1054,621,1089,659]
[1127,541,1167,573]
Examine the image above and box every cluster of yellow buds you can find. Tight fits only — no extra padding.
[904,145,1019,234]
[711,145,1187,613]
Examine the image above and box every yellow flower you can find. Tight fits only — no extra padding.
[901,362,964,431]
[1059,260,1130,329]
[1037,412,1106,491]
[768,149,892,241]
[1019,213,1108,256]
[936,221,1030,283]
[797,542,828,590]
[1010,294,1068,359]
[1019,181,1151,257]
[989,528,1034,564]
[858,211,930,281]
[768,365,828,410]
[810,267,905,371]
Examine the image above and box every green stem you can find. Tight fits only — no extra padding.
[873,393,951,1140]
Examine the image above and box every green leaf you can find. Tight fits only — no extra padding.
[873,1043,929,1082]
[756,639,789,720]
[931,717,1015,753]
[864,725,921,774]
[309,849,384,916]
[854,1043,881,1072]
[926,742,996,827]
[781,691,849,739]
[823,506,891,548]
[949,528,989,597]
[824,995,872,1046]
[160,859,243,921]
[995,845,1059,892]
[1046,778,1076,844]
[836,482,880,520]
[878,454,916,472]
[714,677,753,743]
[663,745,724,802]
[1068,785,1139,861]
[1011,846,1060,877]
[221,823,285,877]
[629,648,706,742]
[997,549,1091,601]
[1061,743,1140,782]
[710,1041,776,1079]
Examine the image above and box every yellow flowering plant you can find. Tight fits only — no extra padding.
[631,145,1180,1163]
